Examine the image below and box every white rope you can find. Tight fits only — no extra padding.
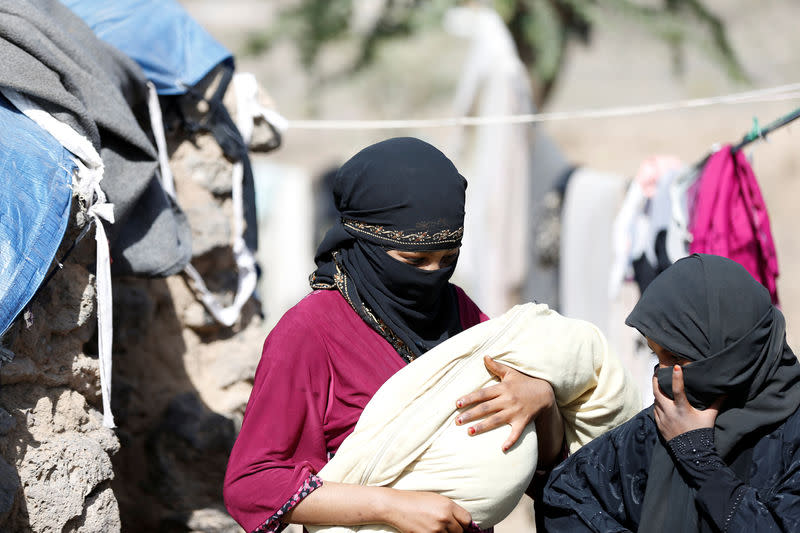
[286,83,800,130]
[2,88,116,428]
[146,75,264,327]
[147,82,177,199]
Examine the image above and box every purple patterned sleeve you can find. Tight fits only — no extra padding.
[252,474,323,533]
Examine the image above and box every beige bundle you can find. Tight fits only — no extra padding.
[310,303,641,532]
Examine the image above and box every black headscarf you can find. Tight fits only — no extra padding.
[310,137,467,362]
[627,254,800,532]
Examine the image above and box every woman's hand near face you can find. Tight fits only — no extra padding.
[653,365,723,441]
[455,356,565,465]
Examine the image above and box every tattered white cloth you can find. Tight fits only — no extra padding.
[309,303,641,532]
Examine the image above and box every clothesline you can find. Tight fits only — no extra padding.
[732,106,800,153]
[285,83,800,130]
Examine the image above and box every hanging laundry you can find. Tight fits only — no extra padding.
[689,146,780,304]
[529,166,576,277]
[560,168,627,338]
[444,5,539,317]
[665,163,703,263]
[609,156,686,298]
[522,133,574,311]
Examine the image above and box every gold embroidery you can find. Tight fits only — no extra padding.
[343,219,463,246]
[309,272,335,290]
[329,251,417,363]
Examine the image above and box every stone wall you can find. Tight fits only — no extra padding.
[0,257,121,532]
[0,87,275,532]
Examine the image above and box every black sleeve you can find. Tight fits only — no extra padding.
[541,413,655,532]
[668,427,800,532]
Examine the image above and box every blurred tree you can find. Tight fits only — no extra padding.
[245,0,747,107]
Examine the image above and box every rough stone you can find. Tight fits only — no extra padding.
[19,434,114,533]
[209,336,260,390]
[186,506,243,533]
[184,199,233,257]
[0,355,39,385]
[138,392,235,524]
[0,70,273,533]
[171,134,233,196]
[68,354,101,407]
[112,282,157,348]
[64,485,121,533]
[0,407,15,435]
[0,382,120,532]
[39,264,96,335]
[0,455,19,522]
[182,300,218,331]
[174,164,234,259]
[161,392,235,453]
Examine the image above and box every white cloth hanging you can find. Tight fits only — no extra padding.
[146,74,287,327]
[560,168,627,336]
[608,156,686,300]
[445,5,533,317]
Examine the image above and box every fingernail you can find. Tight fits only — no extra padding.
[502,445,509,452]
[456,417,462,425]
[674,365,680,372]
[468,427,476,436]
[456,400,463,408]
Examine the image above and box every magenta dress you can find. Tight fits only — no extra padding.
[224,287,488,532]
[688,145,780,304]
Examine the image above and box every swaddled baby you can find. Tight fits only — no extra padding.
[309,303,641,532]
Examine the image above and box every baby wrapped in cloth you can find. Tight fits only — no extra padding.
[310,303,641,532]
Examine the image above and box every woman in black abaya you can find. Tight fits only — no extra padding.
[541,253,800,532]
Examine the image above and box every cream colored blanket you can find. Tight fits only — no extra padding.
[309,303,640,532]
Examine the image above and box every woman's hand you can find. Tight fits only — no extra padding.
[455,356,563,456]
[653,365,723,441]
[287,482,471,532]
[383,489,472,533]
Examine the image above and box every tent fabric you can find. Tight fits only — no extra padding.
[310,302,641,532]
[62,0,262,326]
[0,93,74,336]
[0,0,192,277]
[61,0,233,96]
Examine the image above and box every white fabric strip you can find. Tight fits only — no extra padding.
[147,82,177,199]
[145,74,267,327]
[2,87,116,428]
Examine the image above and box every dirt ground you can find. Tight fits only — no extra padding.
[183,0,800,530]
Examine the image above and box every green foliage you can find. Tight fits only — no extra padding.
[285,0,353,68]
[506,0,592,102]
[606,0,748,82]
[247,0,747,105]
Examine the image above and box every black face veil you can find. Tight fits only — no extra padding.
[310,137,468,362]
[627,254,800,532]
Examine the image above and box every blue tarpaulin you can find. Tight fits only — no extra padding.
[0,93,74,336]
[61,0,233,95]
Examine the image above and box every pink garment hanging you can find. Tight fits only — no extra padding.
[689,145,779,304]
